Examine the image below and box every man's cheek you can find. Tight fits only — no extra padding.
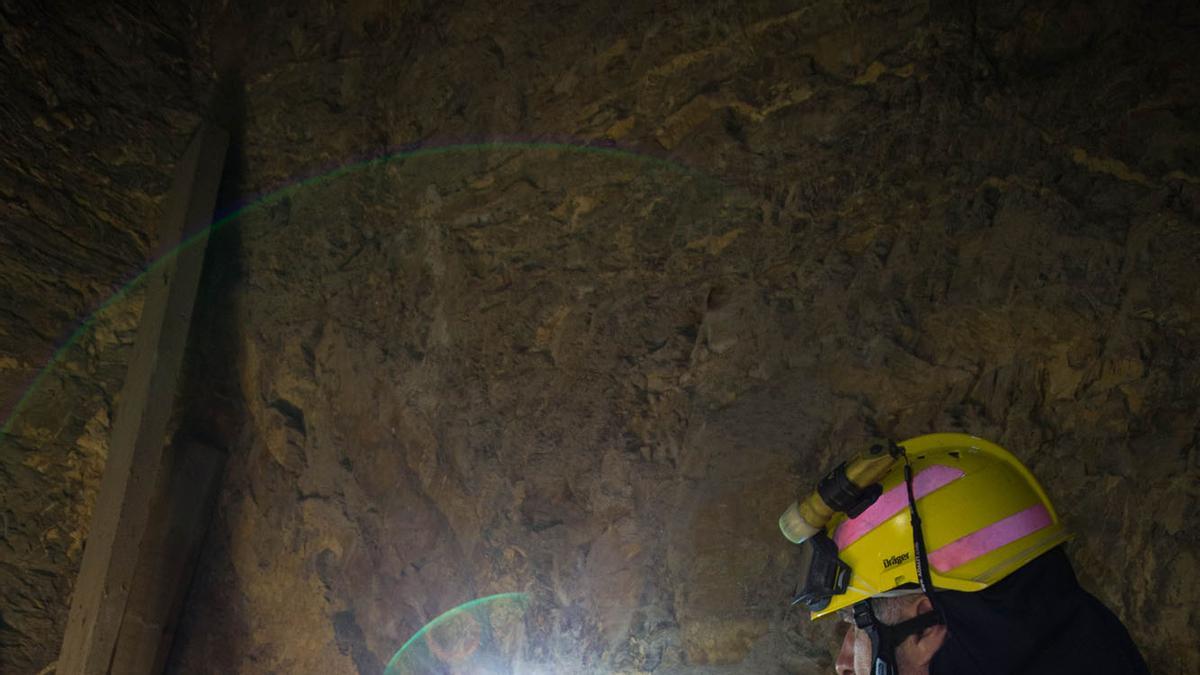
[853,630,874,675]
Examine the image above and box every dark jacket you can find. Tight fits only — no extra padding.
[929,547,1149,675]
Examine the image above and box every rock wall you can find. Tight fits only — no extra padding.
[169,1,1199,673]
[0,3,206,671]
[0,0,1197,673]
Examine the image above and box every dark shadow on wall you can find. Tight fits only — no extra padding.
[162,70,252,673]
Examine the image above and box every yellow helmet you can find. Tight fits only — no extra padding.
[812,433,1071,619]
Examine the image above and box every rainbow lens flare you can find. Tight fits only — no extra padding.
[384,592,531,675]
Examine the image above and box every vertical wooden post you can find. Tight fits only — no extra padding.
[109,439,226,674]
[57,123,227,675]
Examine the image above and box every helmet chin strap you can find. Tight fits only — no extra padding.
[901,450,938,602]
[854,445,945,674]
[853,601,942,675]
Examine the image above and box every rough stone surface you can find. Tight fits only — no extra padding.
[2,1,1199,673]
[0,2,206,672]
[170,1,1199,672]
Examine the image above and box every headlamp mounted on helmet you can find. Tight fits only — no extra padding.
[787,443,946,669]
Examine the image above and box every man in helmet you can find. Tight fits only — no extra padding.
[781,433,1148,675]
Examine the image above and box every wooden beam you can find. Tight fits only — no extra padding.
[57,123,228,675]
[109,439,225,674]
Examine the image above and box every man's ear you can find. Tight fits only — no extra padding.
[908,595,948,666]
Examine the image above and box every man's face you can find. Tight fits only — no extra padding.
[833,594,944,675]
[834,618,876,675]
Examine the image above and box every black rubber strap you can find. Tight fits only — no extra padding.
[881,610,942,644]
[902,449,946,625]
[854,602,943,675]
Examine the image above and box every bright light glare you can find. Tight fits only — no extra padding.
[384,592,530,675]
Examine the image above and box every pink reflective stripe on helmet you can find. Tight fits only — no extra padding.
[833,465,965,551]
[928,503,1053,573]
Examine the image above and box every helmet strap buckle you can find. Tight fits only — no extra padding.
[853,600,943,675]
[849,446,947,673]
[853,600,898,675]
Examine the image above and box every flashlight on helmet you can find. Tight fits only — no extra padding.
[779,442,900,544]
[781,442,902,610]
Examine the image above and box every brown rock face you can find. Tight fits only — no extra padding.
[0,3,208,672]
[2,0,1199,673]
